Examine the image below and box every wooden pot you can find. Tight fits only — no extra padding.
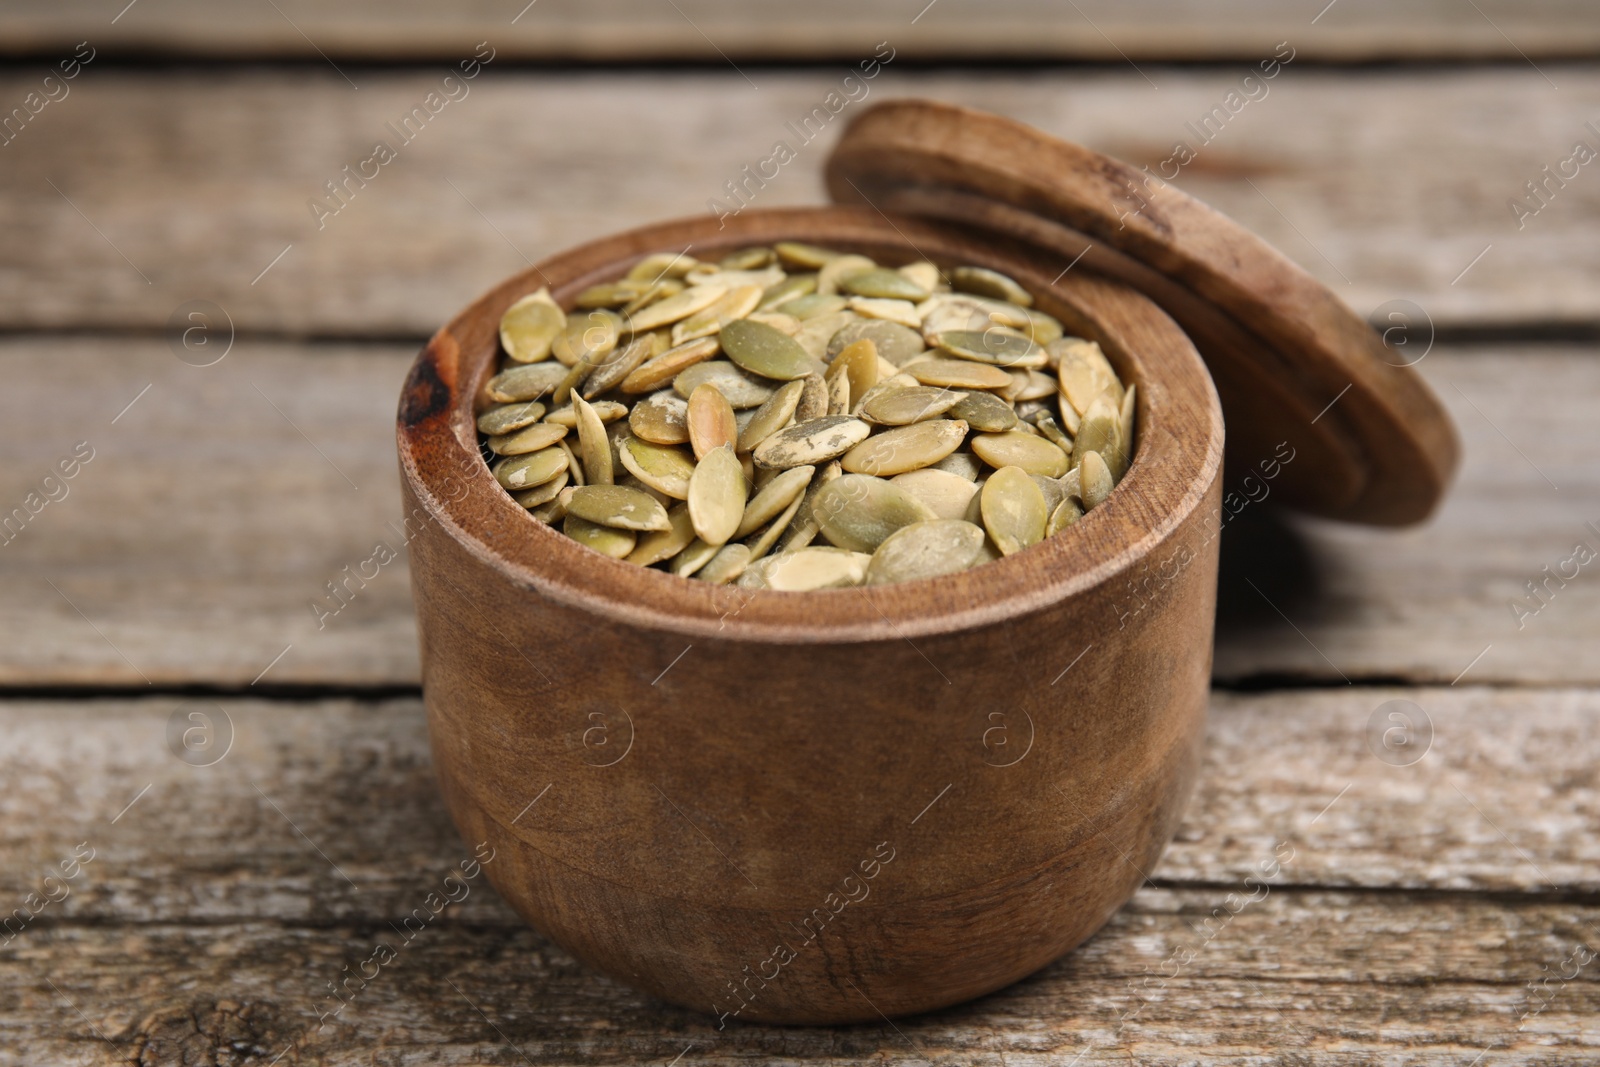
[397,206,1224,1024]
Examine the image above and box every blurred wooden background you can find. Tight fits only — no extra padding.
[0,3,1596,1064]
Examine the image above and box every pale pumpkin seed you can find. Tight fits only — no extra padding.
[828,338,880,409]
[720,246,776,271]
[544,399,628,427]
[572,395,614,485]
[629,391,690,445]
[774,241,840,270]
[905,359,1013,391]
[971,431,1070,477]
[1054,337,1122,416]
[747,311,801,335]
[567,484,672,532]
[934,328,1045,368]
[687,445,747,546]
[980,466,1047,556]
[563,514,637,558]
[948,391,1018,432]
[745,546,872,591]
[839,268,930,302]
[627,251,700,283]
[559,438,585,487]
[866,519,987,585]
[720,318,818,381]
[759,272,817,310]
[618,437,696,499]
[783,293,851,320]
[734,464,814,538]
[777,460,841,553]
[1048,496,1084,534]
[512,468,569,508]
[826,366,851,416]
[673,360,775,409]
[847,297,922,330]
[1079,450,1114,510]
[827,317,926,365]
[582,333,656,398]
[794,372,830,421]
[816,254,877,296]
[489,421,568,456]
[620,337,719,394]
[687,383,738,459]
[552,309,621,368]
[477,400,547,436]
[487,362,567,403]
[493,447,567,491]
[743,490,806,562]
[898,261,942,293]
[627,503,697,566]
[812,474,939,553]
[737,378,805,454]
[840,418,968,476]
[950,265,1033,307]
[793,310,860,361]
[499,291,566,363]
[673,284,764,344]
[625,284,725,333]
[694,542,752,585]
[890,468,981,521]
[752,415,872,469]
[1071,393,1120,471]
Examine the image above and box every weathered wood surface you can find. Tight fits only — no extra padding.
[0,339,1590,688]
[1,692,1596,1064]
[3,0,1596,63]
[3,68,1600,337]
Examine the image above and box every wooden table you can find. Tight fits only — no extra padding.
[2,5,1597,1063]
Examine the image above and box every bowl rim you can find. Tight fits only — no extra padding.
[397,206,1224,644]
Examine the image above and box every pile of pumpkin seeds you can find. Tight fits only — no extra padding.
[477,243,1134,591]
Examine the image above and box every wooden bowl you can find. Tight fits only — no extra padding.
[397,206,1224,1024]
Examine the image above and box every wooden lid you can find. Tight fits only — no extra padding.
[825,99,1458,525]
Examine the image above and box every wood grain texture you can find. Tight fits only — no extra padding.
[3,68,1600,337]
[2,0,1596,62]
[0,339,1592,687]
[1,691,1596,1063]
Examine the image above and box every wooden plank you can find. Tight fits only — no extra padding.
[2,68,1599,337]
[0,687,1592,933]
[3,898,1594,1064]
[0,339,1594,688]
[2,693,1595,1063]
[3,1,1597,62]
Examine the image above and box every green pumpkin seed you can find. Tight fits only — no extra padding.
[488,421,568,456]
[737,378,805,453]
[564,514,636,558]
[905,359,1013,391]
[618,437,696,499]
[816,254,877,296]
[838,268,930,302]
[980,466,1047,556]
[949,265,1033,307]
[793,310,860,361]
[552,309,621,368]
[720,318,818,381]
[567,484,672,531]
[734,464,814,538]
[866,519,988,584]
[629,391,690,445]
[487,362,567,403]
[1048,496,1083,534]
[971,431,1070,477]
[890,468,981,520]
[687,383,738,460]
[947,391,1018,432]
[742,490,806,562]
[627,252,700,283]
[859,386,967,426]
[752,415,872,469]
[627,503,696,566]
[783,293,850,320]
[582,334,655,398]
[747,311,800,335]
[672,537,720,577]
[1029,410,1073,450]
[934,328,1045,368]
[687,445,747,546]
[512,468,569,508]
[931,450,983,481]
[1114,384,1137,478]
[841,418,968,476]
[1001,369,1058,402]
[1071,393,1120,471]
[559,438,585,486]
[477,400,547,436]
[575,279,653,308]
[758,272,818,310]
[720,246,776,271]
[571,395,614,485]
[1079,450,1114,510]
[493,447,567,491]
[499,291,566,364]
[695,542,752,584]
[774,241,841,270]
[621,279,687,318]
[812,474,939,553]
[827,317,926,366]
[777,460,841,553]
[625,284,725,333]
[674,360,775,409]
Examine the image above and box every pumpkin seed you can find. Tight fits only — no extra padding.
[567,484,672,531]
[931,450,984,481]
[626,284,725,333]
[1054,337,1122,416]
[793,310,860,361]
[950,265,1033,307]
[737,378,805,453]
[827,317,926,366]
[1024,309,1064,346]
[759,272,817,310]
[948,391,1018,432]
[1079,450,1114,510]
[673,360,775,409]
[812,474,939,553]
[743,490,806,562]
[816,254,877,295]
[826,370,851,416]
[488,421,568,456]
[618,437,696,499]
[695,542,752,584]
[1003,369,1058,402]
[783,293,850,320]
[582,333,656,398]
[493,447,567,491]
[627,503,697,565]
[552,309,621,368]
[905,359,1013,391]
[971,431,1070,477]
[847,297,922,330]
[1071,393,1120,471]
[721,246,776,271]
[919,293,1032,333]
[622,279,687,318]
[620,337,719,394]
[1048,496,1083,534]
[487,362,567,402]
[575,279,653,308]
[629,391,690,445]
[512,468,570,508]
[544,399,628,427]
[687,383,738,459]
[688,266,785,292]
[934,328,1045,368]
[744,546,872,591]
[839,268,929,302]
[980,466,1047,556]
[734,464,814,538]
[777,460,841,553]
[572,395,615,485]
[899,261,942,292]
[1114,384,1137,478]
[866,519,987,584]
[890,468,981,520]
[774,241,840,270]
[687,445,747,546]
[752,415,872,469]
[477,400,547,436]
[720,318,818,381]
[559,438,585,486]
[1029,410,1073,451]
[671,537,720,578]
[499,291,566,363]
[828,338,880,407]
[627,251,700,283]
[673,285,764,344]
[859,385,967,426]
[841,418,968,476]
[747,311,800,335]
[794,372,830,421]
[563,514,637,558]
